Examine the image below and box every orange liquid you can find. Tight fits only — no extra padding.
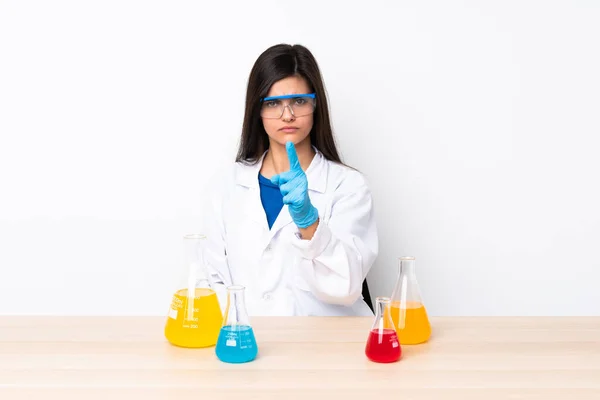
[164,288,223,348]
[390,301,431,344]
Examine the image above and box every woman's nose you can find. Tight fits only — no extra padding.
[281,105,295,121]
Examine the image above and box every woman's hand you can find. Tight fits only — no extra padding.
[270,141,319,233]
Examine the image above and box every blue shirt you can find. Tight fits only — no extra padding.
[258,174,284,229]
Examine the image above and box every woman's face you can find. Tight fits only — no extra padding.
[261,75,314,147]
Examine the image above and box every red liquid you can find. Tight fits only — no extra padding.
[365,328,401,363]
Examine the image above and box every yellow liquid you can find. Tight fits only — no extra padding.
[164,288,223,348]
[390,301,432,344]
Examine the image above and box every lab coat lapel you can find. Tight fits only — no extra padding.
[244,186,269,229]
[235,154,269,231]
[269,205,293,239]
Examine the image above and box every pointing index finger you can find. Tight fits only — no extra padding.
[286,141,301,172]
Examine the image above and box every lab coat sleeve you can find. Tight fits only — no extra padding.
[290,172,379,306]
[202,169,233,313]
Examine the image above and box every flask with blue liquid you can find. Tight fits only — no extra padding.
[215,285,258,363]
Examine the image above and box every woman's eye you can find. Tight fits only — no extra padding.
[294,98,307,105]
[265,100,280,107]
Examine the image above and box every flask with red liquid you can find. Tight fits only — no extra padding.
[365,296,402,363]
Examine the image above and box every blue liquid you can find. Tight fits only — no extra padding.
[215,325,258,363]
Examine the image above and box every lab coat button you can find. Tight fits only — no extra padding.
[263,293,273,301]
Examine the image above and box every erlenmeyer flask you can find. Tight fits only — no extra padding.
[215,285,258,363]
[164,234,223,348]
[365,296,401,363]
[390,256,432,344]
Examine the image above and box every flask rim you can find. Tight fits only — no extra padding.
[184,234,206,240]
[227,285,245,292]
[398,256,415,261]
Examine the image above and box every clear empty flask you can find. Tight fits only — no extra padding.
[365,296,402,363]
[164,234,223,348]
[390,256,432,344]
[215,285,258,363]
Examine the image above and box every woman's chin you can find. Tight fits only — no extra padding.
[271,133,309,146]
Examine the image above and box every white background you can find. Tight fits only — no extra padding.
[1,1,599,316]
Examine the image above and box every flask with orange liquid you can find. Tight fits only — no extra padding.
[390,256,431,344]
[164,234,223,348]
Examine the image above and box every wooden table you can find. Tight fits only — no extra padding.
[1,316,599,399]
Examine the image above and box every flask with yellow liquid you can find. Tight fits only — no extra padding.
[390,256,432,344]
[164,234,223,348]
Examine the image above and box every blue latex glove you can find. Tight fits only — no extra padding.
[270,141,319,229]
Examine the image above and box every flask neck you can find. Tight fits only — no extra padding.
[183,234,206,267]
[392,257,424,306]
[398,257,417,277]
[224,285,250,327]
[372,296,395,331]
[375,297,387,318]
[183,234,212,290]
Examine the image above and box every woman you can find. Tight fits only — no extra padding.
[203,44,378,316]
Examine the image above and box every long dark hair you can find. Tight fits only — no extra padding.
[235,44,342,164]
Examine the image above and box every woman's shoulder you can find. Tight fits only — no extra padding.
[206,162,236,185]
[206,159,263,192]
[208,159,256,179]
[203,162,239,200]
[323,158,371,194]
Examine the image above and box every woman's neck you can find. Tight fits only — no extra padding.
[261,139,315,178]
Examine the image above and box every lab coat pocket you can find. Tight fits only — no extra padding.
[291,257,314,293]
[293,273,311,292]
[225,226,260,288]
[289,260,315,316]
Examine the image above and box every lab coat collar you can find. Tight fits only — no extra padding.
[234,147,327,193]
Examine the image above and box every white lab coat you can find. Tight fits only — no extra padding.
[202,148,378,316]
